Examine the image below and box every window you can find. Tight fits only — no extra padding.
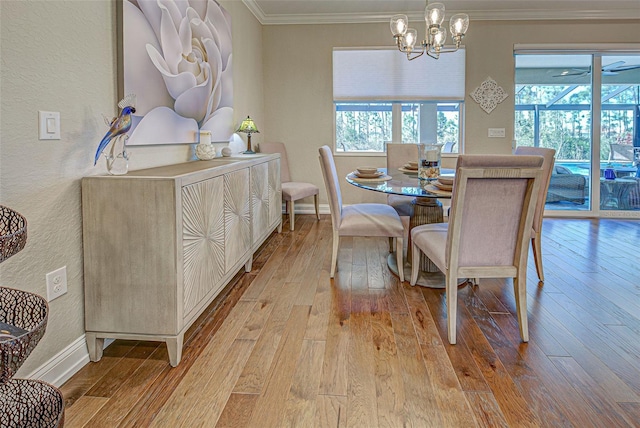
[333,48,465,153]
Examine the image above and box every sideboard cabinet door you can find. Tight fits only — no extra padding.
[182,176,225,316]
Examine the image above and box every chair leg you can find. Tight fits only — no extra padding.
[388,237,394,253]
[531,233,544,282]
[314,194,320,220]
[410,242,420,285]
[330,230,340,278]
[514,272,529,342]
[289,200,296,231]
[446,272,458,344]
[396,237,404,282]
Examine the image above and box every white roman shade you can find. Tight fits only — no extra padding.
[333,47,466,101]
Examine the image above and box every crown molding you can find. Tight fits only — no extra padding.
[242,1,640,25]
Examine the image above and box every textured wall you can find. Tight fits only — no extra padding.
[0,0,264,376]
[262,19,640,205]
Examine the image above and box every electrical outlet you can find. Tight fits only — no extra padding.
[46,266,67,302]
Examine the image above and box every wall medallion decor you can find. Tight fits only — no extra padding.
[470,77,508,114]
[119,0,233,146]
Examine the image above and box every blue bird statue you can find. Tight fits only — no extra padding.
[94,94,136,165]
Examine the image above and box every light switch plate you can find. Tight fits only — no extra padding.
[488,128,506,138]
[39,111,60,140]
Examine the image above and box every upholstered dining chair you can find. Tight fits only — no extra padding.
[259,142,320,231]
[385,143,419,254]
[514,146,556,283]
[410,154,543,344]
[318,145,405,281]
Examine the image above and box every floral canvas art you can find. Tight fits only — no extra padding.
[120,0,233,145]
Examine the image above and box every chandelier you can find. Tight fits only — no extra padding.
[390,2,469,60]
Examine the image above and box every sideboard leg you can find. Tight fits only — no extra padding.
[166,334,184,367]
[245,255,253,272]
[86,333,104,362]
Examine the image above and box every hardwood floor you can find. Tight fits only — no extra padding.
[61,215,640,427]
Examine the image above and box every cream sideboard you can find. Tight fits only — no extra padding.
[81,155,281,366]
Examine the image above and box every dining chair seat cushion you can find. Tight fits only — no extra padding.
[387,195,414,217]
[282,182,318,201]
[339,204,404,237]
[410,223,448,271]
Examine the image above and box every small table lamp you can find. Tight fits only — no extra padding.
[236,116,260,154]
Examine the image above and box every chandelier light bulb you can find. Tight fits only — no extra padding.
[404,28,418,51]
[450,14,469,37]
[432,27,447,48]
[390,14,409,37]
[425,2,446,27]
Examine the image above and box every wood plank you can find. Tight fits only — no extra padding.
[346,271,379,428]
[365,237,385,289]
[280,340,326,427]
[464,392,510,428]
[369,291,407,427]
[63,396,109,428]
[315,395,347,428]
[216,393,258,428]
[304,269,332,341]
[319,257,352,397]
[246,305,311,427]
[175,339,255,427]
[390,311,444,427]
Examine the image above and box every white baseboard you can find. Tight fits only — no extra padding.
[26,335,113,387]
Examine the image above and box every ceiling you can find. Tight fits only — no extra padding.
[243,0,640,24]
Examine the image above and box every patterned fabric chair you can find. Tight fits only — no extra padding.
[410,154,543,344]
[547,165,587,205]
[515,146,555,282]
[259,142,320,231]
[318,145,404,280]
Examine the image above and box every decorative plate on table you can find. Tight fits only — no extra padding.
[353,170,384,179]
[423,185,452,196]
[399,167,419,174]
[432,180,453,191]
[437,175,454,186]
[347,172,392,182]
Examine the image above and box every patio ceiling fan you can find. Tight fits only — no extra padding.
[553,61,640,77]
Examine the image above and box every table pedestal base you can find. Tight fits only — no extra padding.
[387,253,468,289]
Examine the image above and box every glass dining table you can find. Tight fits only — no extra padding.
[346,167,466,288]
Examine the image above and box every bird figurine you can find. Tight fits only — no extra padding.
[94,94,136,165]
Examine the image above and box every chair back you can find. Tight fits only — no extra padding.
[258,142,291,182]
[318,146,343,229]
[447,155,543,272]
[514,146,555,233]
[386,143,418,170]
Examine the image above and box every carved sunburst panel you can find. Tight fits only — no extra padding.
[182,177,225,314]
[224,169,251,271]
[252,163,269,243]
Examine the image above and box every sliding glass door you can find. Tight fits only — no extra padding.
[515,51,640,216]
[599,56,640,212]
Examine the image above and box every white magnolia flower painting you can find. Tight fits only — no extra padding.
[122,0,233,145]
